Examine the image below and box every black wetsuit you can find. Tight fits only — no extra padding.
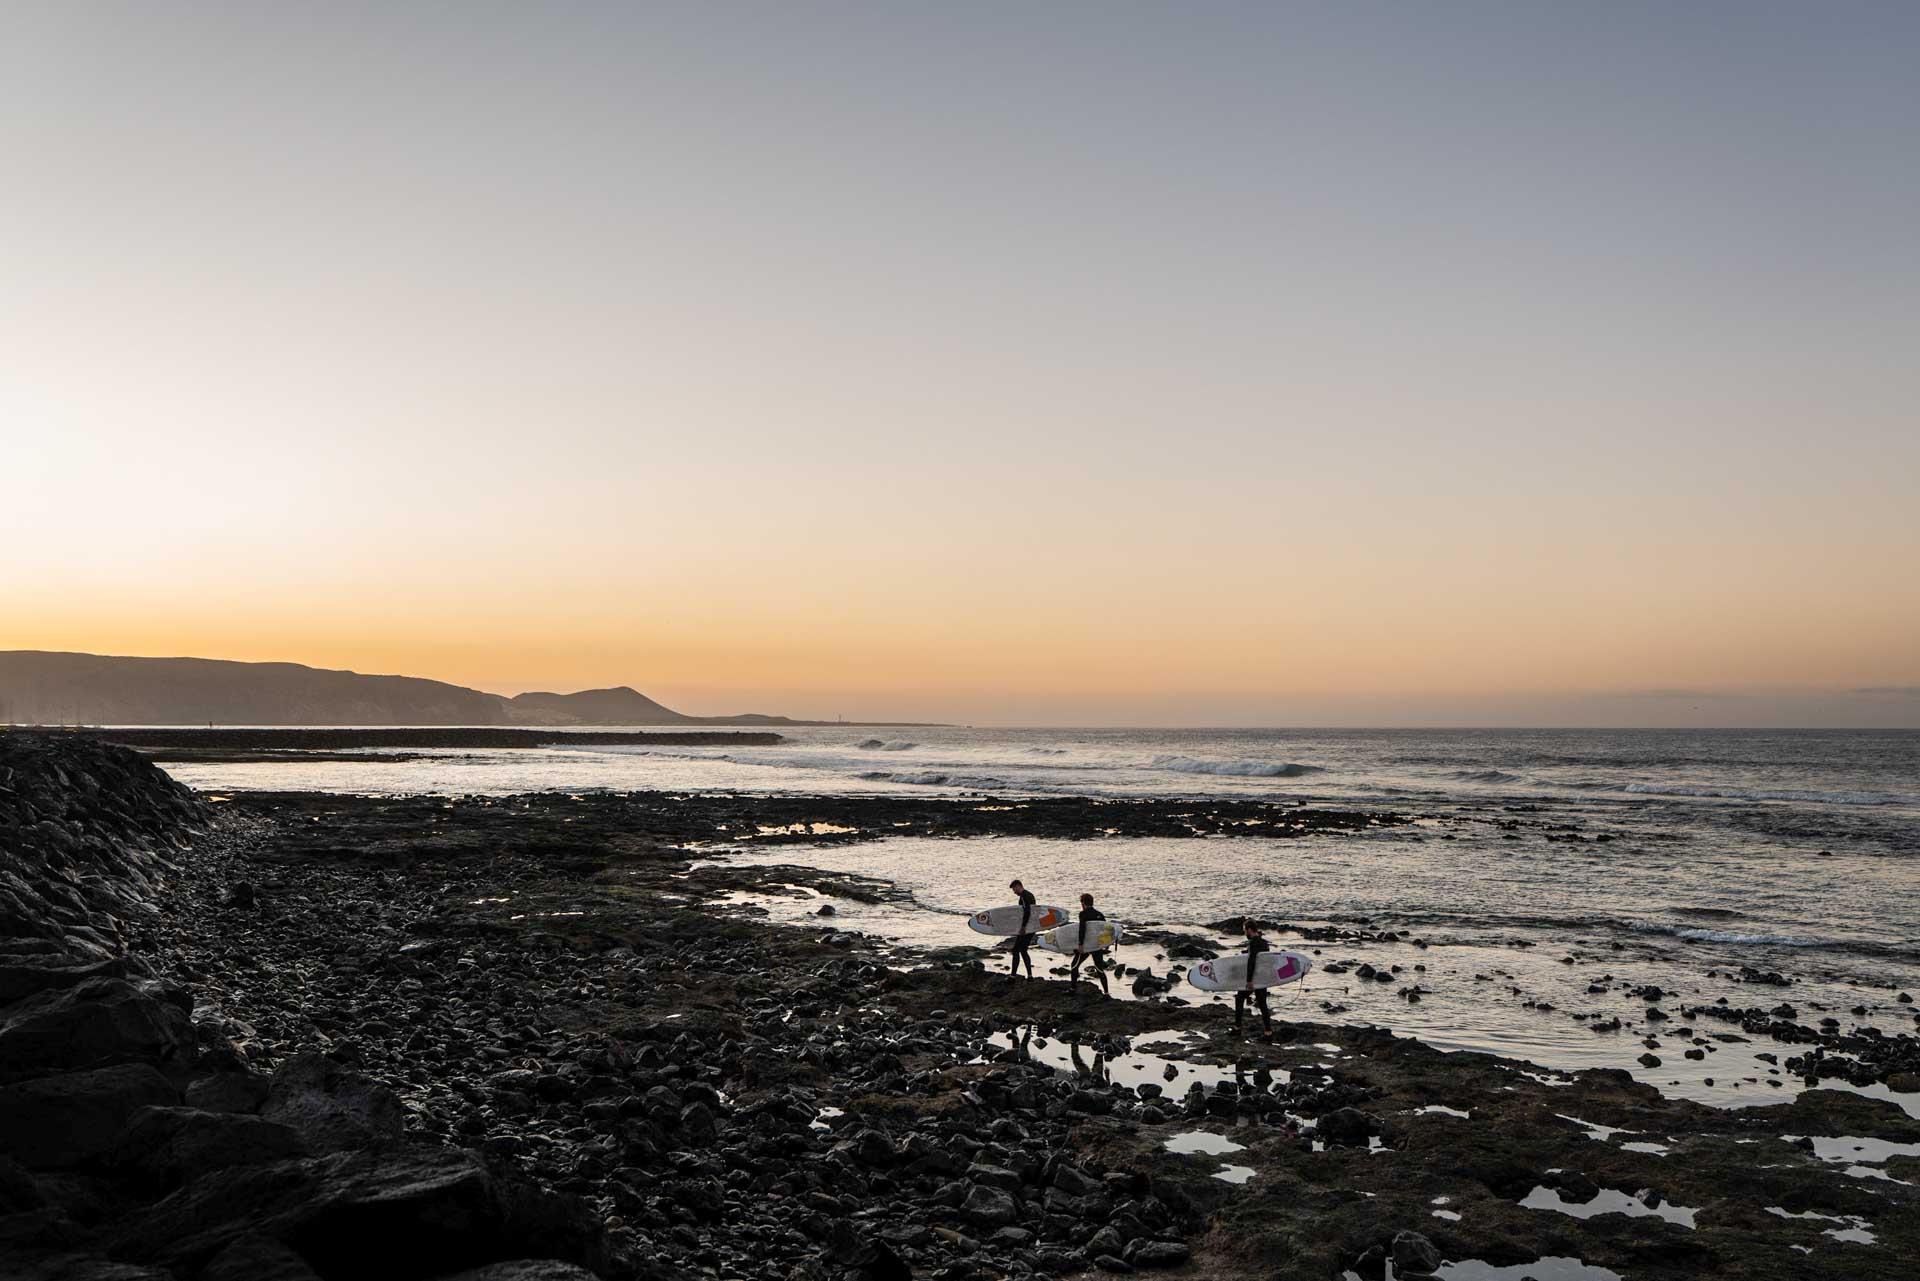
[1234,933,1272,1031]
[1069,906,1110,993]
[1010,888,1037,977]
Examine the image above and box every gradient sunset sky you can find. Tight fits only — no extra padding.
[5,3,1916,726]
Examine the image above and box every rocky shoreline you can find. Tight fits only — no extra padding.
[30,727,785,765]
[4,735,1917,1279]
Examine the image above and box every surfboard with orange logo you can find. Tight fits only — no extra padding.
[967,904,1069,936]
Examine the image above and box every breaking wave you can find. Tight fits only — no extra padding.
[856,739,918,751]
[856,770,1009,788]
[1447,769,1524,784]
[1148,755,1323,778]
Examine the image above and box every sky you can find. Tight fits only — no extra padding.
[3,2,1917,727]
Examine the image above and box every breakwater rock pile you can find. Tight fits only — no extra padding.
[0,735,609,1281]
[0,733,206,952]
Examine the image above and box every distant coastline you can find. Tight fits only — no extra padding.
[0,650,941,728]
[6,725,789,764]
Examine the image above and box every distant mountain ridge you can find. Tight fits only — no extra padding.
[0,651,912,727]
[506,686,689,724]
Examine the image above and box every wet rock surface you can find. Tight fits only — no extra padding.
[3,735,1917,1278]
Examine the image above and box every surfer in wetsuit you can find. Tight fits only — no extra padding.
[1069,892,1112,995]
[1235,919,1273,1038]
[1008,879,1037,979]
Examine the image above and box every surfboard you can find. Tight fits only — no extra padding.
[968,904,1069,937]
[1036,919,1124,953]
[1186,949,1312,991]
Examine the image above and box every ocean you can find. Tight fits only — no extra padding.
[163,726,1920,1113]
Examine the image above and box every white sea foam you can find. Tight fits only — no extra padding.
[1673,928,1821,947]
[855,770,1009,788]
[1148,755,1321,778]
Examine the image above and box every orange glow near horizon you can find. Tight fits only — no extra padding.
[7,551,1917,726]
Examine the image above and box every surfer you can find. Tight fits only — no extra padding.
[1069,892,1112,995]
[1007,879,1037,979]
[1235,919,1274,1038]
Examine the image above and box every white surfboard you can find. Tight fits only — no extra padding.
[1036,919,1123,953]
[1187,949,1312,991]
[968,903,1069,937]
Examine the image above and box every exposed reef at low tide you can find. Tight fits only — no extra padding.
[2,737,1916,1280]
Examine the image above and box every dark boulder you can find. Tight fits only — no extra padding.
[833,1129,894,1169]
[0,1153,48,1213]
[197,1233,324,1281]
[1315,1108,1379,1148]
[677,1101,718,1141]
[1129,970,1170,997]
[0,956,143,1008]
[430,1264,604,1281]
[184,1070,271,1116]
[1392,1230,1442,1274]
[112,1106,310,1191]
[0,979,195,1083]
[1128,1240,1190,1268]
[260,1052,405,1152]
[3,1252,176,1280]
[109,1147,606,1277]
[1550,1170,1599,1201]
[1051,1164,1103,1197]
[0,1063,178,1169]
[807,1218,912,1281]
[967,1163,1022,1192]
[961,1185,1018,1227]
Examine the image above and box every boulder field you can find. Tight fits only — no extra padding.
[2,733,1916,1280]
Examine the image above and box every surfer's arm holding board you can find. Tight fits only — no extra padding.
[1236,920,1274,1035]
[1070,894,1111,994]
[1244,927,1269,989]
